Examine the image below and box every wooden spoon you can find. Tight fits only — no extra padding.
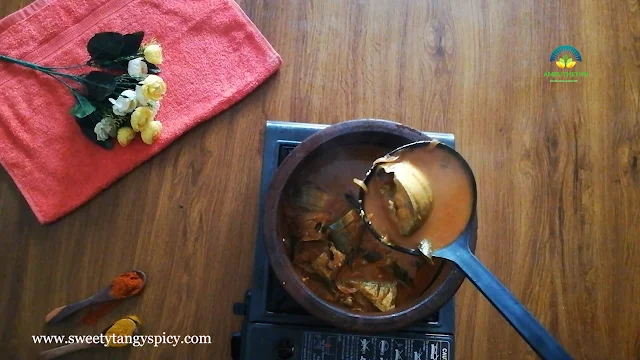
[39,318,140,360]
[44,270,146,324]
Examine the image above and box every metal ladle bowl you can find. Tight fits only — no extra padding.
[350,140,573,360]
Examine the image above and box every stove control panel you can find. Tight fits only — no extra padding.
[238,323,453,360]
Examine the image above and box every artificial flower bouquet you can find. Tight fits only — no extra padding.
[0,31,167,149]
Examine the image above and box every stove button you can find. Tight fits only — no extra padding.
[276,338,295,359]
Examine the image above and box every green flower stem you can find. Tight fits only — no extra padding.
[0,54,117,90]
[39,72,88,115]
[42,68,114,93]
[0,54,86,71]
[43,72,77,93]
[0,54,48,72]
[38,67,83,82]
[88,54,140,67]
[48,64,87,70]
[0,54,85,84]
[117,77,141,85]
[0,56,78,95]
[119,74,140,80]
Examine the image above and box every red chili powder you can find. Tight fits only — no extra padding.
[109,271,144,299]
[81,271,144,325]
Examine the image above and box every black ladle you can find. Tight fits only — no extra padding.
[349,140,573,360]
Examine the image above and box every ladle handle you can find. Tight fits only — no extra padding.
[437,243,573,360]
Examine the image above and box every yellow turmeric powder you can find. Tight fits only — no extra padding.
[105,315,141,348]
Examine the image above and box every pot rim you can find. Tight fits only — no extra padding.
[263,119,473,332]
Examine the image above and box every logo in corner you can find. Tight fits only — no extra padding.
[550,45,581,69]
[545,45,587,83]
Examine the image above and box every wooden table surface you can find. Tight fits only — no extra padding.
[1,0,639,359]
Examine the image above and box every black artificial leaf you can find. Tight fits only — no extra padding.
[84,71,117,101]
[87,32,124,61]
[94,136,113,149]
[75,109,100,130]
[121,31,145,57]
[147,62,161,74]
[105,62,127,71]
[75,112,114,150]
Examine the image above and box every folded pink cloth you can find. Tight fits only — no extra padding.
[0,0,282,223]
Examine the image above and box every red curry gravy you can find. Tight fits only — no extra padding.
[364,145,474,250]
[284,144,448,312]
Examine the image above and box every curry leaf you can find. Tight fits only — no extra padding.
[363,251,383,263]
[389,261,414,287]
[121,32,145,57]
[87,32,124,61]
[83,71,117,101]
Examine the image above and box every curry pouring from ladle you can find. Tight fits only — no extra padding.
[351,140,573,360]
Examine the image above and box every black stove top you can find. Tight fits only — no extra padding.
[231,121,456,360]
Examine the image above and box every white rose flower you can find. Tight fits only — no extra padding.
[104,118,118,137]
[127,57,148,78]
[94,119,111,141]
[135,85,148,106]
[109,90,137,116]
[148,100,161,114]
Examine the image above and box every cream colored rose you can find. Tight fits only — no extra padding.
[141,121,162,145]
[130,107,155,132]
[117,127,135,146]
[135,85,148,106]
[94,120,110,141]
[109,90,137,116]
[143,44,163,65]
[148,100,161,114]
[137,75,167,102]
[127,57,148,78]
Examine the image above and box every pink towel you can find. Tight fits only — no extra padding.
[0,0,282,224]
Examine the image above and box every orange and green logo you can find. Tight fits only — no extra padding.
[544,45,588,83]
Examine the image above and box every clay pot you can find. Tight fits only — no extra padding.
[263,119,475,333]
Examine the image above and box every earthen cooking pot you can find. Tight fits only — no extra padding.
[263,119,477,333]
